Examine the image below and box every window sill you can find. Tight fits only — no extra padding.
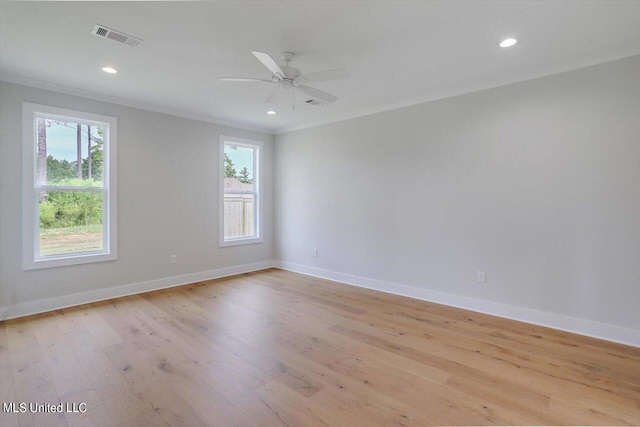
[219,237,263,248]
[23,252,117,270]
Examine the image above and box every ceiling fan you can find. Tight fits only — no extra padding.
[218,51,347,108]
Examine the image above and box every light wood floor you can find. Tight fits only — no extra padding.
[1,269,638,426]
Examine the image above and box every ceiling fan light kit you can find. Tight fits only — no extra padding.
[219,51,347,109]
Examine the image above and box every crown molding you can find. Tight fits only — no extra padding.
[274,51,640,134]
[0,73,274,135]
[3,50,638,137]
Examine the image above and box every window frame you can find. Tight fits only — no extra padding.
[219,135,263,247]
[22,102,117,270]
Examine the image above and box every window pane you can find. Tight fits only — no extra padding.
[223,144,254,191]
[223,143,256,240]
[39,191,104,256]
[223,193,255,239]
[36,117,105,187]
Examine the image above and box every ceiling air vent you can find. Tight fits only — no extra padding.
[305,99,324,106]
[91,24,142,47]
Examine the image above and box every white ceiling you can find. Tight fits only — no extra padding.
[1,1,639,134]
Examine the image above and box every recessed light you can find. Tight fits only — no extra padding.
[267,110,276,115]
[101,67,118,74]
[499,38,517,48]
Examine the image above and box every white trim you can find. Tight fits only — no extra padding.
[219,136,264,247]
[0,261,276,321]
[4,54,639,137]
[1,73,273,135]
[220,237,263,247]
[274,52,640,134]
[2,259,637,347]
[22,102,118,270]
[274,261,640,347]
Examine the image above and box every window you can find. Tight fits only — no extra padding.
[22,103,117,269]
[219,136,262,246]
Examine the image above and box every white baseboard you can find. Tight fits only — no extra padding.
[3,259,637,347]
[274,261,640,347]
[0,260,276,321]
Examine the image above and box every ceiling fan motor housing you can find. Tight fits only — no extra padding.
[280,65,301,80]
[281,51,295,63]
[278,52,301,80]
[219,50,344,105]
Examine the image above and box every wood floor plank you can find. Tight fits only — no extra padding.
[1,268,638,426]
[5,318,68,427]
[328,322,637,424]
[197,277,554,422]
[29,312,114,427]
[95,298,257,427]
[0,323,20,427]
[138,288,288,384]
[100,294,289,427]
[181,290,551,424]
[255,379,339,427]
[268,269,639,359]
[181,271,640,425]
[58,308,169,427]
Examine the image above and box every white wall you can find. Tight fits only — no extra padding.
[0,82,274,317]
[274,56,640,341]
[2,56,638,344]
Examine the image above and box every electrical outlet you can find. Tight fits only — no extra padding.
[170,255,177,264]
[312,248,318,257]
[477,271,486,283]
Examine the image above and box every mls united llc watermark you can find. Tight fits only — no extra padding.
[3,402,87,413]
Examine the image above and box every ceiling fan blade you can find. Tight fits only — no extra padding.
[218,77,272,82]
[265,84,280,104]
[252,51,285,79]
[296,84,338,104]
[295,69,348,84]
